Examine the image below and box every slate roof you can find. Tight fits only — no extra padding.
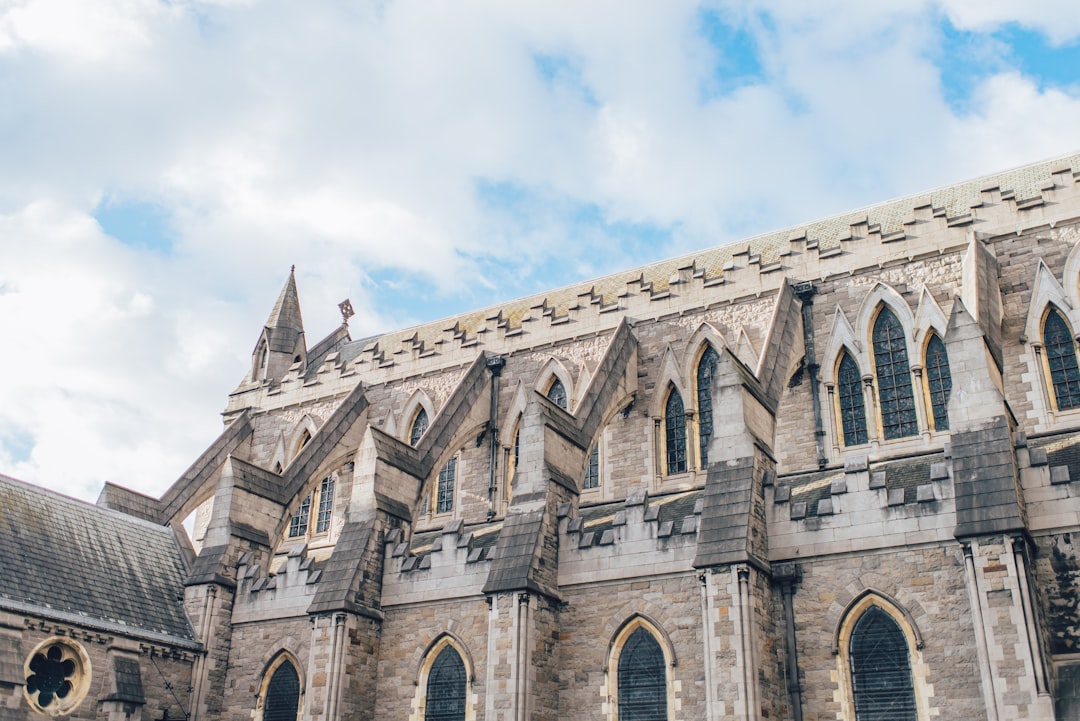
[0,474,197,646]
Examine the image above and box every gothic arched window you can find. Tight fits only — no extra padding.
[1044,307,1080,410]
[618,627,668,721]
[664,388,687,475]
[425,646,466,721]
[838,352,868,446]
[924,334,951,431]
[872,308,918,440]
[849,606,917,721]
[546,377,568,410]
[410,408,429,446]
[435,458,457,514]
[696,346,720,468]
[263,658,300,721]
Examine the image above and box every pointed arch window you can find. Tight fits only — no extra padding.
[410,407,430,446]
[924,334,951,431]
[583,444,600,490]
[664,388,687,475]
[838,352,868,446]
[1044,307,1080,410]
[546,377,568,410]
[263,658,300,721]
[696,346,720,467]
[435,458,457,515]
[849,606,917,721]
[424,645,466,721]
[872,308,918,440]
[617,627,667,721]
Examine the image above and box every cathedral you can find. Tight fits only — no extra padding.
[4,151,1080,721]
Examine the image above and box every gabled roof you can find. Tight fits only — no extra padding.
[0,474,197,646]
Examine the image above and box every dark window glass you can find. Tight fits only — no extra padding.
[315,477,335,534]
[425,646,466,721]
[696,346,720,467]
[838,353,868,446]
[1045,308,1080,410]
[924,334,951,431]
[547,378,568,410]
[264,660,300,721]
[288,495,311,537]
[410,408,429,446]
[436,458,456,514]
[665,389,687,475]
[583,444,600,489]
[849,607,917,721]
[872,308,918,440]
[618,628,667,721]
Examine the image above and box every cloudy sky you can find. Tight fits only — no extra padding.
[2,0,1079,502]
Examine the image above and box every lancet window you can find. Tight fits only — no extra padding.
[848,606,918,721]
[872,308,918,440]
[838,352,868,446]
[696,346,719,467]
[1044,307,1080,410]
[410,407,430,446]
[617,627,667,721]
[424,645,466,721]
[664,388,687,475]
[924,334,951,431]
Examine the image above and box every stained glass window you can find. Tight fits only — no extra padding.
[618,628,667,721]
[1045,307,1080,410]
[924,334,951,431]
[872,308,918,440]
[838,352,868,446]
[425,646,466,721]
[410,408,429,446]
[264,659,300,721]
[547,378,568,410]
[583,444,600,489]
[436,458,456,514]
[315,477,335,534]
[696,346,720,467]
[849,607,917,721]
[665,389,687,475]
[288,495,311,537]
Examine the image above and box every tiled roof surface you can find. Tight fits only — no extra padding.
[0,474,195,642]
[332,152,1080,352]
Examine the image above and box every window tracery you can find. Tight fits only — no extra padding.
[872,308,918,440]
[1044,306,1080,410]
[262,657,300,721]
[837,352,868,446]
[424,645,466,721]
[664,388,687,475]
[410,407,430,446]
[923,334,951,431]
[546,377,568,410]
[696,346,719,468]
[848,606,918,721]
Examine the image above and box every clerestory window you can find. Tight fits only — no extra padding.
[1044,307,1080,410]
[664,388,687,475]
[546,377,568,410]
[923,334,951,431]
[872,308,918,440]
[696,346,720,468]
[410,407,430,446]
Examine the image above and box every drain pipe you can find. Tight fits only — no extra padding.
[486,356,506,519]
[775,562,804,721]
[794,282,827,469]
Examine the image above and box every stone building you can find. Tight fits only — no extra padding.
[4,152,1080,720]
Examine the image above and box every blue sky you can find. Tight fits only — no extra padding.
[1,0,1079,501]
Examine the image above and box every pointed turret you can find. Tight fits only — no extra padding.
[250,267,307,383]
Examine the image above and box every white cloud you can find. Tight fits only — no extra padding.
[1,0,1079,501]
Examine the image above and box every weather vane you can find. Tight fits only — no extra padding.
[338,298,355,324]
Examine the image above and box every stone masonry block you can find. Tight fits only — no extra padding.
[1030,448,1049,466]
[830,479,847,495]
[1051,465,1072,485]
[888,488,906,506]
[774,486,791,503]
[870,471,887,489]
[790,502,807,520]
[917,484,936,503]
[817,498,834,515]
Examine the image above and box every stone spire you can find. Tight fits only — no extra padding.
[250,267,307,383]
